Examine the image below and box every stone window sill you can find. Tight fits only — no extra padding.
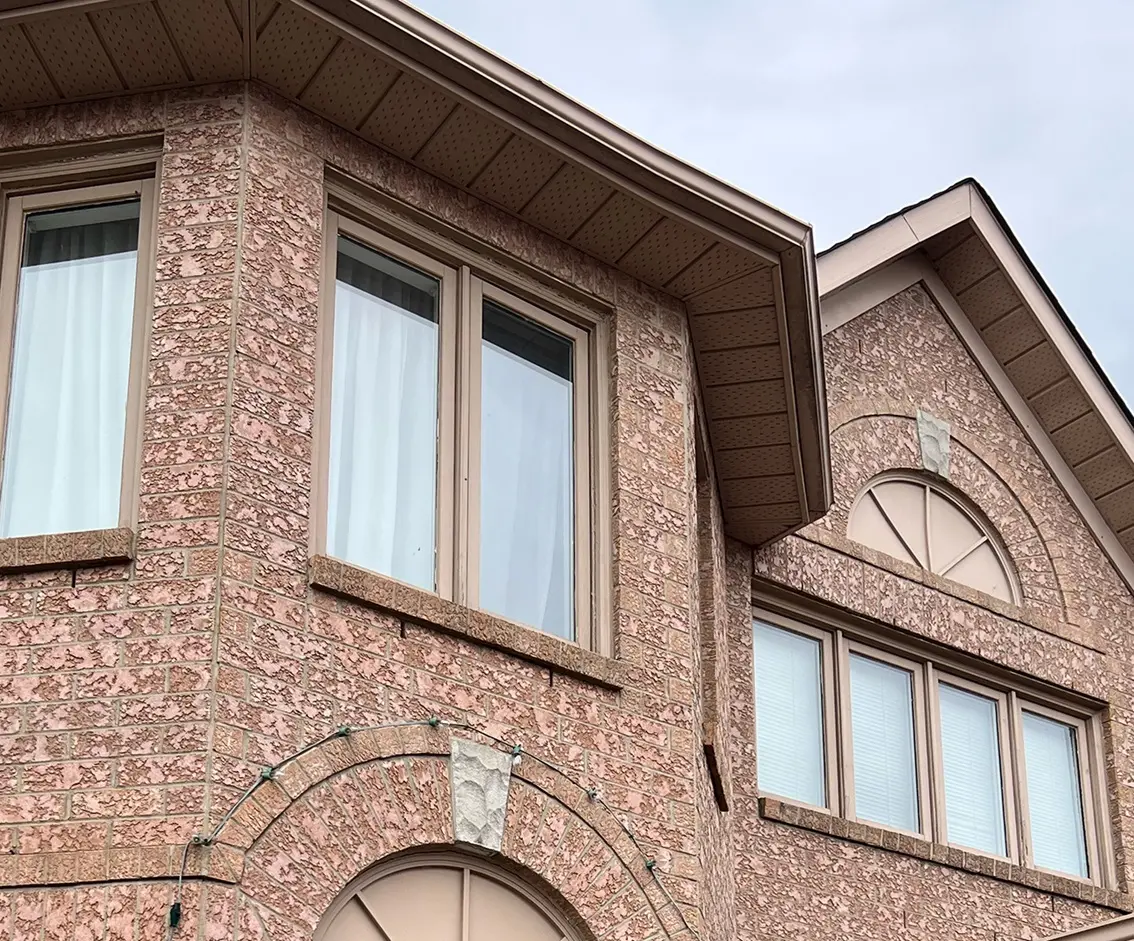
[759,797,1131,910]
[0,527,134,574]
[308,555,628,690]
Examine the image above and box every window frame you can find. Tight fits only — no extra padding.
[839,637,932,839]
[751,617,839,815]
[751,605,1114,886]
[929,671,1018,861]
[314,197,611,653]
[848,471,1022,605]
[0,176,156,534]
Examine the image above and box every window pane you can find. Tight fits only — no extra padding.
[939,683,1006,855]
[327,236,439,589]
[1022,711,1088,877]
[752,621,826,807]
[0,200,140,537]
[479,300,574,639]
[849,653,919,831]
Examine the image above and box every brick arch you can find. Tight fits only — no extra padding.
[206,725,678,941]
[825,407,1067,622]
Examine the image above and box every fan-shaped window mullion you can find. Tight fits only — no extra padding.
[849,473,1019,605]
[868,489,924,568]
[937,534,988,578]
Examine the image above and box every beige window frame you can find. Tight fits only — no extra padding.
[1013,698,1106,882]
[752,606,1114,886]
[315,203,610,652]
[751,616,839,814]
[0,177,156,533]
[929,671,1019,861]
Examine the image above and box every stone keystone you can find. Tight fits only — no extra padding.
[450,737,512,852]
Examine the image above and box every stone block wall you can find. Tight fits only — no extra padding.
[0,82,708,940]
[734,285,1134,940]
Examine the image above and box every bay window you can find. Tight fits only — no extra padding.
[316,209,605,649]
[752,610,1112,885]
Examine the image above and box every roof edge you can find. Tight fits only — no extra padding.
[308,0,812,254]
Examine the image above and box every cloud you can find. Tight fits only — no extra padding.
[416,0,1134,399]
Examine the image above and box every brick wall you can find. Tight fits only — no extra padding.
[0,82,1131,941]
[737,284,1134,940]
[0,83,708,939]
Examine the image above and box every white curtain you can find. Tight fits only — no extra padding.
[0,203,138,538]
[479,331,573,639]
[752,621,826,807]
[850,654,919,832]
[327,242,438,590]
[1022,711,1088,877]
[939,683,1006,855]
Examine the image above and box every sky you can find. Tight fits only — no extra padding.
[413,0,1134,404]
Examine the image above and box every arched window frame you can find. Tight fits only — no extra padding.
[316,851,583,941]
[848,471,1021,605]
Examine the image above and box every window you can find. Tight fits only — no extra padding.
[752,611,1111,884]
[0,180,153,538]
[848,473,1019,604]
[316,209,606,648]
[318,853,580,941]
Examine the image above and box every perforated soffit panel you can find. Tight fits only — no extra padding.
[0,0,832,545]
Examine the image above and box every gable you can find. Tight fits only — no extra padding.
[817,181,1134,592]
[819,278,1134,635]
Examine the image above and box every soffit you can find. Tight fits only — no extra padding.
[817,180,1134,574]
[0,0,832,546]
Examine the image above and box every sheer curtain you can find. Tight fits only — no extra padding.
[479,302,574,639]
[327,238,439,590]
[1022,711,1088,877]
[0,201,139,538]
[752,621,826,807]
[939,683,1006,855]
[850,653,919,832]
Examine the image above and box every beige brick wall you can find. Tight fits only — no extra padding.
[0,83,1129,941]
[0,83,708,939]
[739,284,1134,940]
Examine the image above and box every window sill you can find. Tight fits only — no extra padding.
[308,555,627,690]
[759,797,1130,910]
[0,527,134,574]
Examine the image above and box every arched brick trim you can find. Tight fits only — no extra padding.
[821,411,1066,622]
[202,727,679,941]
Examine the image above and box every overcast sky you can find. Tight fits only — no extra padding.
[415,0,1134,404]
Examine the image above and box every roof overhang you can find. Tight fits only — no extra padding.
[0,0,832,545]
[817,180,1134,587]
[1044,914,1134,941]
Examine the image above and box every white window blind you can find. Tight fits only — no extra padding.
[752,621,826,807]
[939,683,1006,855]
[1022,711,1088,877]
[849,653,919,832]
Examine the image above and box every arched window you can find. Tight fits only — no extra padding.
[317,853,577,941]
[848,473,1019,604]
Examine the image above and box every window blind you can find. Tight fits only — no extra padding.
[752,621,825,807]
[1022,711,1088,877]
[849,653,919,832]
[939,683,1006,855]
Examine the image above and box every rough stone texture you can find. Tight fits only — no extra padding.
[916,408,951,477]
[451,737,512,851]
[0,84,700,940]
[743,284,1134,941]
[0,82,1128,941]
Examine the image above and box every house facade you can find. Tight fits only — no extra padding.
[0,2,1131,940]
